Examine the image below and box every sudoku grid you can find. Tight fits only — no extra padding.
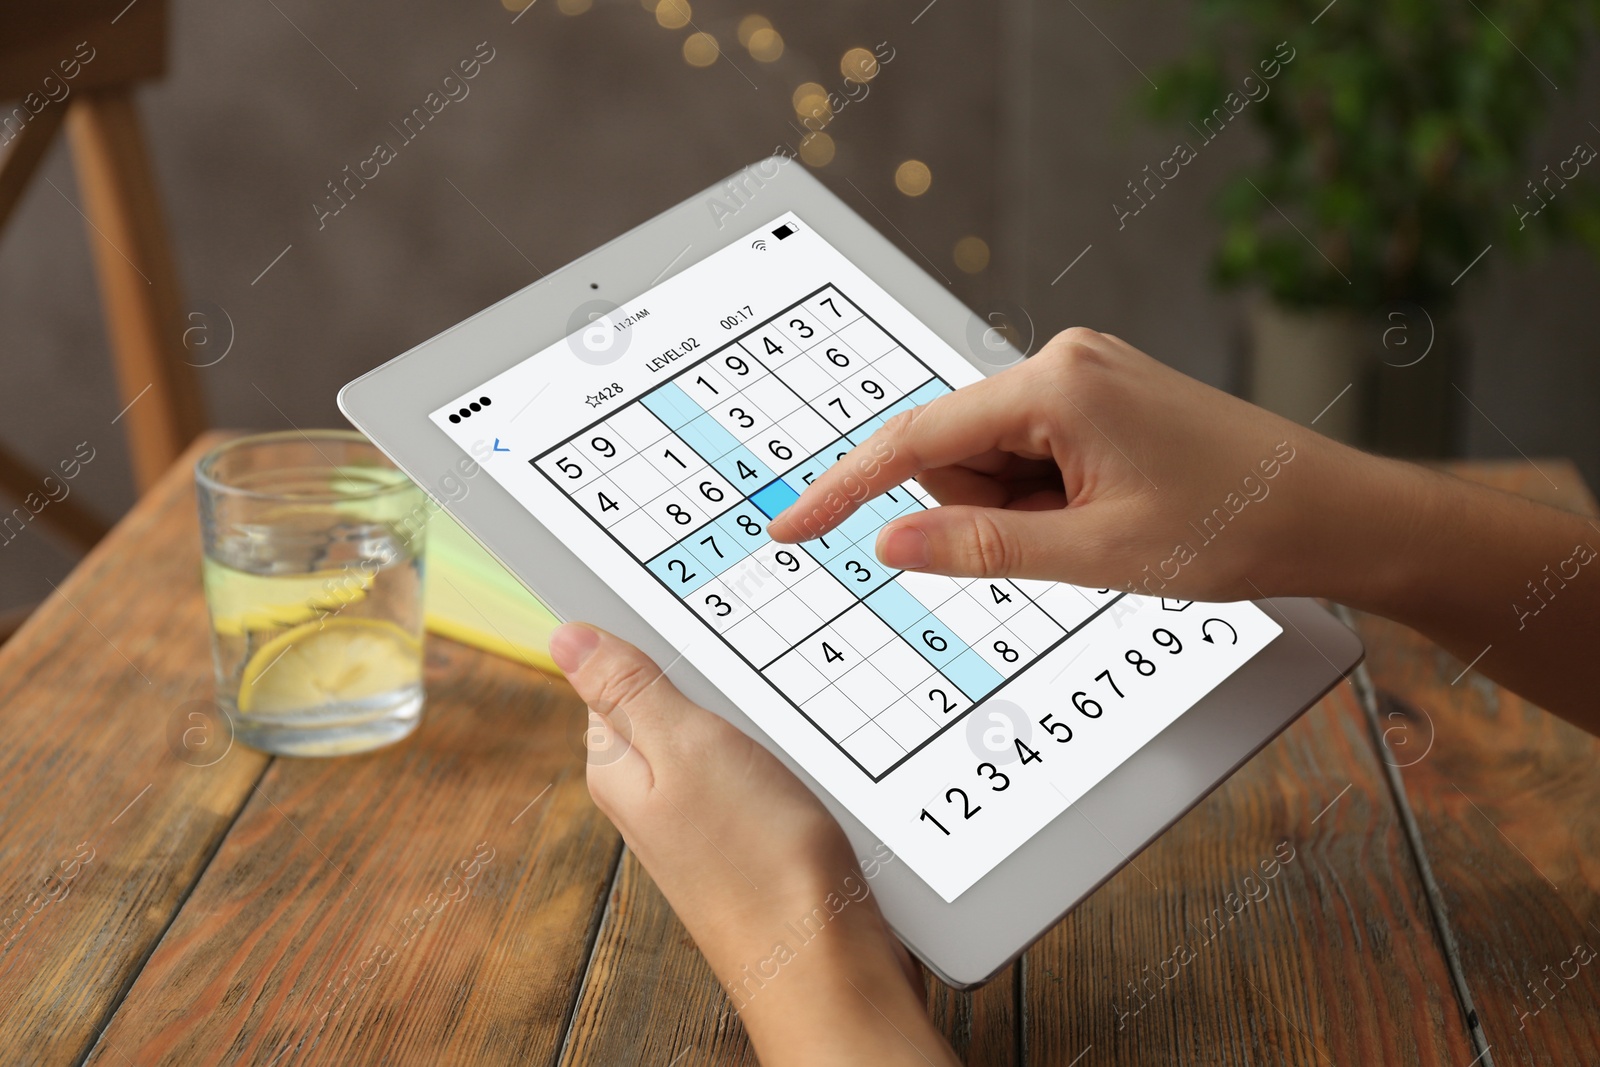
[533,284,1124,780]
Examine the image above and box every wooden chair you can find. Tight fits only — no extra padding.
[1,0,205,639]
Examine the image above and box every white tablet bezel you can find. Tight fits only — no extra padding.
[339,156,1363,988]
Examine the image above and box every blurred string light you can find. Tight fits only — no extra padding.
[683,31,720,66]
[792,82,832,123]
[954,236,990,273]
[557,0,592,13]
[737,14,771,46]
[840,46,879,82]
[748,27,783,61]
[895,160,931,196]
[799,132,836,167]
[656,0,691,29]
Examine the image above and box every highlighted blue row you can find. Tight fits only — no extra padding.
[782,437,851,496]
[647,499,772,596]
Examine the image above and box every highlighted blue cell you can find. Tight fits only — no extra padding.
[710,444,774,491]
[866,581,928,633]
[686,525,745,575]
[749,479,801,520]
[716,501,771,550]
[905,612,964,670]
[880,395,919,421]
[909,379,949,406]
[642,383,704,430]
[943,647,1004,699]
[820,439,854,467]
[849,415,888,443]
[837,505,886,546]
[801,527,850,563]
[869,484,923,523]
[822,543,891,596]
[647,545,713,596]
[782,443,843,495]
[680,412,742,462]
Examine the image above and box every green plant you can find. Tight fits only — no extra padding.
[1147,0,1600,310]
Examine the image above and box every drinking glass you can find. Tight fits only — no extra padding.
[197,431,426,756]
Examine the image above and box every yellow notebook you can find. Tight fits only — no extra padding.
[423,510,562,675]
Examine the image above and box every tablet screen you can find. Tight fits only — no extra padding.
[430,209,1281,901]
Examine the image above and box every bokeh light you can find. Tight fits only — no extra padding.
[840,47,880,82]
[747,27,784,61]
[894,159,932,196]
[683,32,720,67]
[737,14,771,47]
[557,0,592,13]
[799,133,836,167]
[656,0,691,29]
[954,236,991,273]
[792,82,831,121]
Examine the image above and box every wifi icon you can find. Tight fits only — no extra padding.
[751,239,767,251]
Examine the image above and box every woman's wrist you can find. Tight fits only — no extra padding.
[730,916,955,1066]
[1264,439,1449,619]
[1293,449,1576,630]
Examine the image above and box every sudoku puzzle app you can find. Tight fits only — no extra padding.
[533,284,1120,780]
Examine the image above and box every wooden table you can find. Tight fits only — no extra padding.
[2,433,1597,1066]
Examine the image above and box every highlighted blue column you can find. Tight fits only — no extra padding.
[641,382,704,430]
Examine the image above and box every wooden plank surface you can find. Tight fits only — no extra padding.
[1350,459,1600,1067]
[82,639,619,1066]
[559,850,1017,1066]
[1021,682,1474,1066]
[0,434,270,1065]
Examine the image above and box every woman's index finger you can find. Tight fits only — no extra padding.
[766,378,1017,543]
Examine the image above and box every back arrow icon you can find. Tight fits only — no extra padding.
[1200,618,1238,645]
[492,438,510,452]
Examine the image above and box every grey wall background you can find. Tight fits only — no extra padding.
[3,0,1597,615]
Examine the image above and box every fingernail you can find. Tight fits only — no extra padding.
[550,623,600,673]
[878,525,930,569]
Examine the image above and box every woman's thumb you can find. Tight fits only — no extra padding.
[874,505,1067,579]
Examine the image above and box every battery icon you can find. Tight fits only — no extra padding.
[772,224,796,240]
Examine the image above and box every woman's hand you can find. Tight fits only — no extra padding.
[550,623,961,1067]
[768,327,1388,603]
[769,327,1600,731]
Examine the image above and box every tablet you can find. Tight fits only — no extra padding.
[339,156,1362,988]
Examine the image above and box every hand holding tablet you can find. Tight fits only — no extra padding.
[549,622,960,1067]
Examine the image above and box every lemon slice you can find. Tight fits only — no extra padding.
[238,618,421,714]
[204,558,378,637]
